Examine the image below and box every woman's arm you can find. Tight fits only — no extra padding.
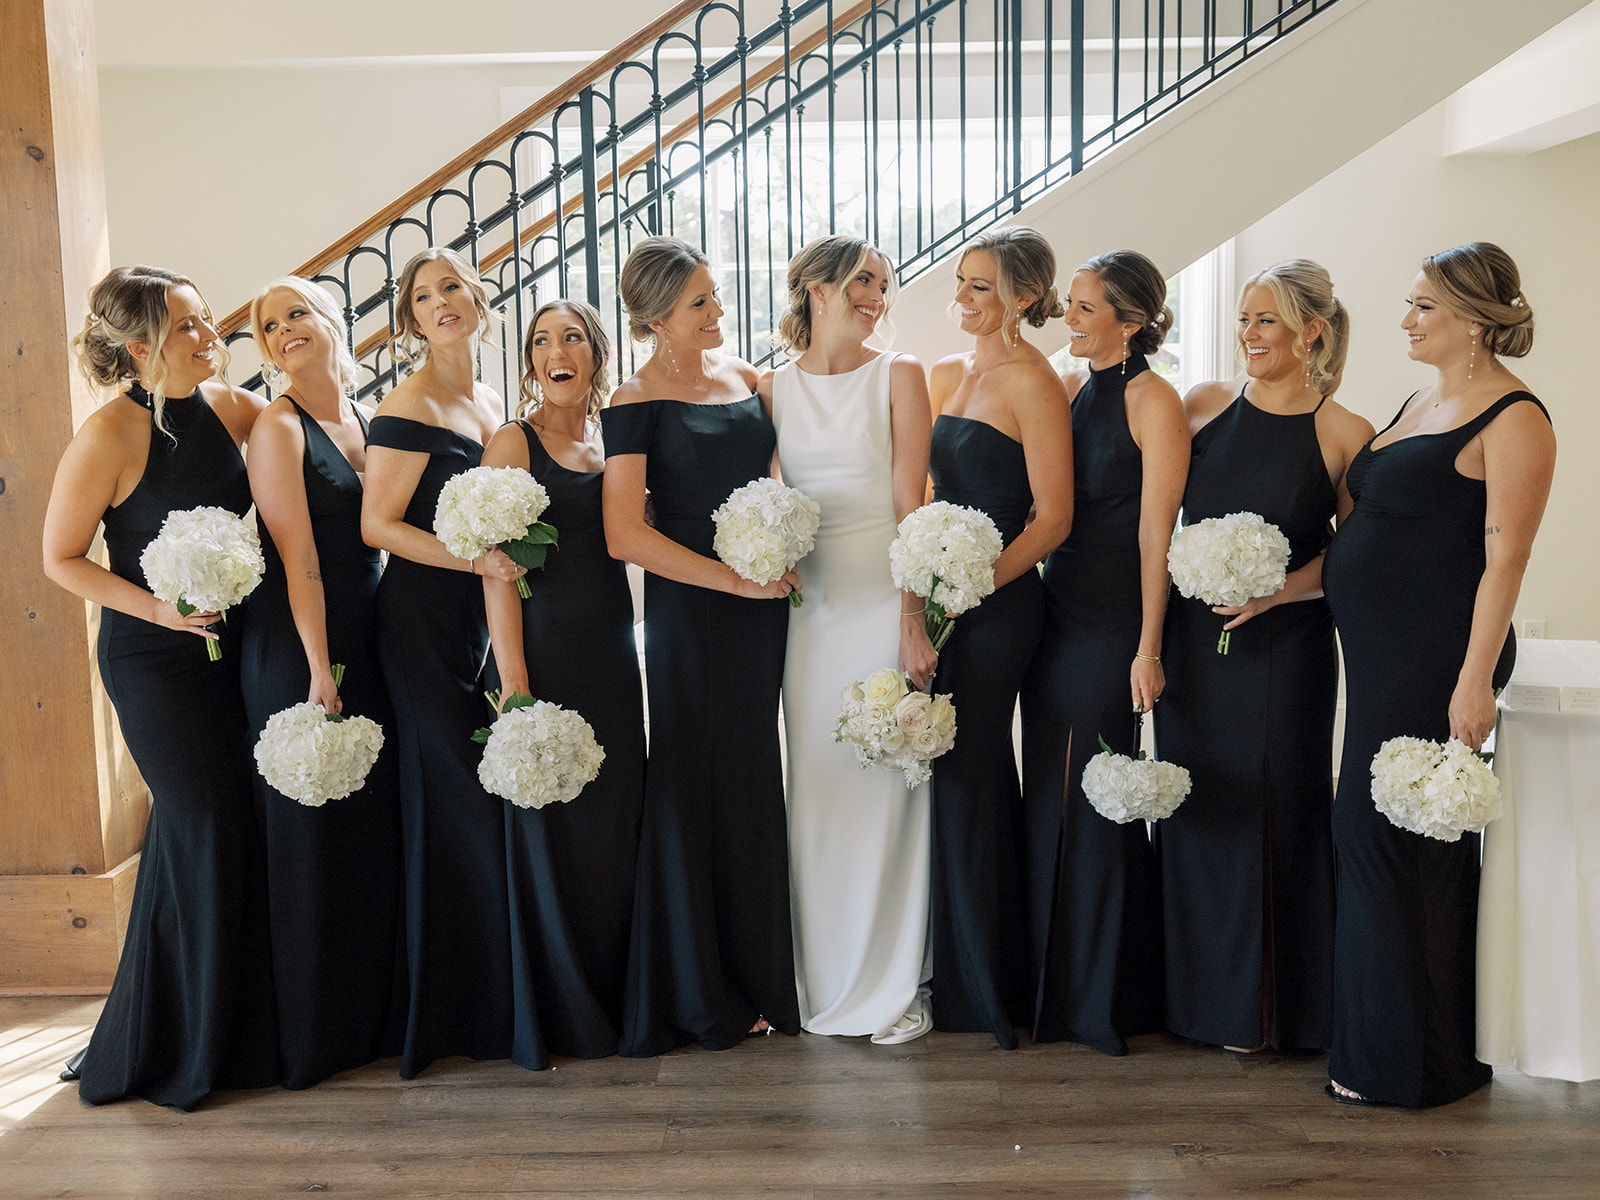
[247,403,340,710]
[1127,374,1190,711]
[360,444,521,581]
[1449,403,1556,748]
[888,355,937,688]
[481,423,533,699]
[991,364,1073,590]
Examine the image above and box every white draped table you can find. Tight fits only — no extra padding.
[1477,706,1600,1081]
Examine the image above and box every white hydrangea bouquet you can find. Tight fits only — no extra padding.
[140,505,266,661]
[434,466,557,599]
[888,501,1003,652]
[834,666,957,788]
[472,691,606,809]
[1166,511,1290,654]
[1370,735,1502,842]
[1081,731,1192,824]
[253,666,384,806]
[711,477,821,608]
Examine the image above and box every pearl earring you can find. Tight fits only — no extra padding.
[1121,332,1130,377]
[1468,328,1477,381]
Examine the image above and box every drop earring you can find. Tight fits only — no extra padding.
[1467,328,1477,381]
[1121,332,1130,377]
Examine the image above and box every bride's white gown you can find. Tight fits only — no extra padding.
[774,352,931,1040]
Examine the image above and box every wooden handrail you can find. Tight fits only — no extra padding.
[340,0,876,368]
[217,0,707,336]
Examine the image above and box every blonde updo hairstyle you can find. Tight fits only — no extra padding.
[777,234,898,355]
[956,225,1066,336]
[72,264,226,436]
[518,298,613,420]
[249,276,361,396]
[1080,250,1174,355]
[390,247,499,366]
[1239,259,1350,397]
[1420,241,1534,358]
[619,235,709,343]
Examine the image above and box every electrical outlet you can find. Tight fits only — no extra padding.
[1521,618,1546,639]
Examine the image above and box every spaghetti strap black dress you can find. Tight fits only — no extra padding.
[927,414,1042,1049]
[369,414,511,1078]
[240,401,405,1088]
[501,420,644,1067]
[1323,390,1546,1107]
[601,396,799,1056]
[1153,390,1339,1051]
[1020,355,1164,1054]
[74,383,279,1110]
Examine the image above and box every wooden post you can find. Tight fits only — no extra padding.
[0,0,146,991]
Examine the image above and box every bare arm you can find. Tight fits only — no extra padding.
[360,444,521,581]
[991,365,1073,590]
[481,423,533,698]
[1127,374,1189,710]
[888,355,937,688]
[1449,403,1556,748]
[247,403,339,710]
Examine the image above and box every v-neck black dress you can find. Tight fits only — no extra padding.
[1322,390,1546,1107]
[74,384,280,1110]
[369,414,511,1077]
[240,400,405,1088]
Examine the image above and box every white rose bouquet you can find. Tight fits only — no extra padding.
[711,477,821,608]
[833,666,958,788]
[1370,735,1502,842]
[139,505,265,661]
[434,466,557,599]
[473,691,606,809]
[888,501,1003,651]
[253,667,384,807]
[1081,735,1192,824]
[1165,511,1290,654]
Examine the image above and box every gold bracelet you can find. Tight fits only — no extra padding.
[1134,652,1161,663]
[901,605,927,616]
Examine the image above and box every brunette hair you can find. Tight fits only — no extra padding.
[958,225,1065,330]
[249,276,360,396]
[1239,259,1351,396]
[390,247,499,365]
[1420,242,1534,358]
[1079,249,1174,355]
[776,235,898,354]
[517,298,613,419]
[619,236,708,342]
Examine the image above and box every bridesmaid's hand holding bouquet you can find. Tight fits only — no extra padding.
[888,501,1003,651]
[712,477,821,607]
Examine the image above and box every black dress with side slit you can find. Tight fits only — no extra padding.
[1322,390,1546,1107]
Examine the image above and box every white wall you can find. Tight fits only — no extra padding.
[1233,103,1600,641]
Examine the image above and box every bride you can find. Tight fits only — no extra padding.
[758,235,937,1043]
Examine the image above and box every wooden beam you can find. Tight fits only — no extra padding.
[0,853,139,993]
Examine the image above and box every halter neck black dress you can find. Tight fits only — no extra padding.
[240,400,405,1088]
[927,413,1042,1049]
[368,414,511,1077]
[74,384,279,1110]
[1020,355,1164,1054]
[1153,389,1339,1051]
[500,420,644,1067]
[601,396,799,1056]
[1323,390,1546,1107]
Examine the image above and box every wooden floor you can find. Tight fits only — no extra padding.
[2,996,1596,1198]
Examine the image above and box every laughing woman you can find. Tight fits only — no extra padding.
[361,248,525,1077]
[481,299,645,1067]
[242,276,405,1088]
[44,266,275,1109]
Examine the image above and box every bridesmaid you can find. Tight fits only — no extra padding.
[1020,249,1186,1054]
[43,266,275,1108]
[1324,242,1554,1107]
[481,299,645,1067]
[1154,259,1372,1053]
[758,235,937,1043]
[361,248,525,1078]
[602,235,802,1055]
[927,226,1073,1047]
[241,276,405,1087]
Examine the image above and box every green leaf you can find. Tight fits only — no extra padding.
[324,713,347,724]
[1096,734,1114,755]
[470,727,492,744]
[503,540,549,571]
[501,691,538,712]
[523,522,559,545]
[176,598,196,617]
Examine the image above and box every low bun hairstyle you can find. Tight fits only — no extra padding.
[72,264,222,436]
[777,235,897,355]
[959,225,1065,331]
[619,235,708,343]
[390,247,499,366]
[1240,259,1350,397]
[1079,250,1173,355]
[518,298,613,420]
[1421,241,1534,358]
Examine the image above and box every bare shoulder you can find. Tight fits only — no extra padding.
[756,365,777,402]
[374,372,427,419]
[76,392,146,453]
[1484,393,1557,448]
[930,352,969,383]
[1126,366,1181,409]
[483,418,531,468]
[1316,397,1376,450]
[1013,353,1069,402]
[253,395,308,443]
[608,374,655,407]
[716,353,761,393]
[1060,365,1090,402]
[1181,378,1236,420]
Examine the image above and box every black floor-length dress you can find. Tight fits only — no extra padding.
[501,421,644,1067]
[927,414,1042,1048]
[1323,390,1546,1107]
[601,397,800,1056]
[240,401,405,1088]
[1021,356,1164,1054]
[75,383,279,1110]
[369,414,511,1077]
[1153,390,1338,1050]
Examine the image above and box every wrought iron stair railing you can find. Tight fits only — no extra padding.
[217,0,1342,407]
